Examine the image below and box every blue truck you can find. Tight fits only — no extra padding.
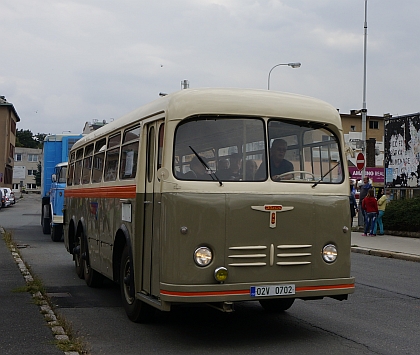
[41,134,83,241]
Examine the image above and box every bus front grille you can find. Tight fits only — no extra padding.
[228,244,312,267]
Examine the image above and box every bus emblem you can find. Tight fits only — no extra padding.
[251,205,294,228]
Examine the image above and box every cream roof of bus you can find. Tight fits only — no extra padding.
[71,88,341,151]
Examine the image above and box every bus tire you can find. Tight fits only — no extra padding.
[42,206,51,235]
[120,244,154,323]
[259,298,295,312]
[74,232,84,279]
[83,238,104,288]
[51,224,63,242]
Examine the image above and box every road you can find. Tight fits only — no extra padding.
[1,194,419,355]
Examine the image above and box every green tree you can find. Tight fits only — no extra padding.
[34,162,42,187]
[16,129,44,148]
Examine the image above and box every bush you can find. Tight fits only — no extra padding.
[383,197,420,232]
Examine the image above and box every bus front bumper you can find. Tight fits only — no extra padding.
[159,277,355,303]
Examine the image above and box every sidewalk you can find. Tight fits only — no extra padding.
[0,234,63,355]
[351,231,420,262]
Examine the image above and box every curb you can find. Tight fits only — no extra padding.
[6,242,80,355]
[351,246,420,263]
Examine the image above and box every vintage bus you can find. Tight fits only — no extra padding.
[64,88,355,322]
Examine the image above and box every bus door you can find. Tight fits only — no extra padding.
[142,120,165,296]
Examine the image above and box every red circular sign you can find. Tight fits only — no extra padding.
[356,153,365,171]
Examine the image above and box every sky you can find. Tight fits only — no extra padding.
[1,0,420,136]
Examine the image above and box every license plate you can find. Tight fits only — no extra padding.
[250,284,295,297]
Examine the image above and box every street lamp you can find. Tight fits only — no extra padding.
[267,62,301,90]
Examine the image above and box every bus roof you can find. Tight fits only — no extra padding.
[71,88,341,150]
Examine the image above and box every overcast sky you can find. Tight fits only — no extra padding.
[1,0,419,136]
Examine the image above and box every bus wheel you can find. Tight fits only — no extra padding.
[259,298,295,312]
[51,224,63,242]
[120,245,154,323]
[83,239,103,288]
[74,233,84,279]
[42,206,51,235]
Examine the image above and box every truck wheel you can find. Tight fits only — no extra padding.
[120,244,154,323]
[42,205,51,235]
[51,224,63,242]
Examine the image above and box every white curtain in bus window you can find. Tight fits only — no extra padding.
[173,117,266,181]
[120,142,139,179]
[104,148,120,181]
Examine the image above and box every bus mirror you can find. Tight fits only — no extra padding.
[157,167,169,181]
[51,174,57,182]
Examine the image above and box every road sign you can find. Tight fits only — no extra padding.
[356,153,365,171]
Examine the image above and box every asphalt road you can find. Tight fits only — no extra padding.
[2,194,420,355]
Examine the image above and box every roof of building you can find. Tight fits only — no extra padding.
[0,96,21,122]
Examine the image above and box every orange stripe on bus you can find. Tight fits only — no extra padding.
[160,283,354,297]
[65,185,136,199]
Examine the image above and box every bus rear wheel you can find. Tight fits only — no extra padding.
[83,237,104,288]
[120,245,154,323]
[51,224,63,242]
[74,233,84,279]
[259,298,295,312]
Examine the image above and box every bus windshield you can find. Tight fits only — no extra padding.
[173,116,344,183]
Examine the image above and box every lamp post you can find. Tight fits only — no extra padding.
[267,62,301,90]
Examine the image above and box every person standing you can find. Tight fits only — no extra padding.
[374,190,390,235]
[361,189,378,236]
[358,176,372,226]
[349,181,358,227]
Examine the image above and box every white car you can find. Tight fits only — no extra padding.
[2,188,13,207]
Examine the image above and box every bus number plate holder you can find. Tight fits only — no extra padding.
[250,284,295,297]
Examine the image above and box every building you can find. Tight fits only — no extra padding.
[0,96,20,188]
[12,147,42,193]
[83,119,108,134]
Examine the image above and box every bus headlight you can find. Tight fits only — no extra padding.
[194,246,213,267]
[322,244,337,263]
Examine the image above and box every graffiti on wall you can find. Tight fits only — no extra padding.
[384,113,420,187]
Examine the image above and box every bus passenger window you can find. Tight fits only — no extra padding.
[104,148,120,182]
[92,139,106,184]
[119,142,139,179]
[67,163,75,186]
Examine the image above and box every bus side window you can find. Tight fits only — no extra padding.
[119,126,140,180]
[82,144,94,184]
[73,148,84,186]
[157,123,164,170]
[104,133,121,182]
[92,139,106,184]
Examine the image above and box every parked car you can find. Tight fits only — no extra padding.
[0,189,3,210]
[2,188,12,207]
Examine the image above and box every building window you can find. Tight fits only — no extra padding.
[15,153,22,161]
[369,121,379,129]
[28,154,38,162]
[26,183,37,189]
[350,125,356,132]
[28,170,35,176]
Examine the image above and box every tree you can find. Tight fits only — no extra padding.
[16,129,44,148]
[34,162,42,187]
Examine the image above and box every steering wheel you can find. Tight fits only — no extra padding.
[273,171,316,181]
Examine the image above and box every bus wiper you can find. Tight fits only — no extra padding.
[312,163,340,188]
[189,146,223,186]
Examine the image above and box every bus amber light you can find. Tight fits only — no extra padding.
[194,246,213,267]
[214,267,228,282]
[322,244,338,263]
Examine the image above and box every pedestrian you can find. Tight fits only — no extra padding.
[361,188,378,236]
[358,176,372,225]
[349,181,358,227]
[374,190,390,235]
